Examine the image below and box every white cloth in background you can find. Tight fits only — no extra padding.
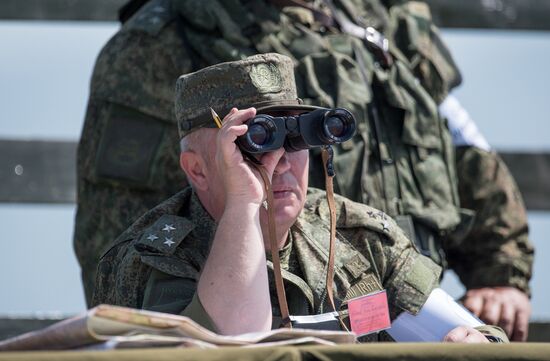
[439,94,491,151]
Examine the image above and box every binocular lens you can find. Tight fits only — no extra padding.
[324,116,346,137]
[248,123,269,146]
[236,107,356,154]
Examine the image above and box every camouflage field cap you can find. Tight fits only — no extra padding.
[175,53,321,138]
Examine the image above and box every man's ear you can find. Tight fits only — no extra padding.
[180,151,208,191]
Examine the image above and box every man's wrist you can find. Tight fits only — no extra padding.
[461,263,531,297]
[224,200,262,215]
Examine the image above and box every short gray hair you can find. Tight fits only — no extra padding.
[180,130,203,153]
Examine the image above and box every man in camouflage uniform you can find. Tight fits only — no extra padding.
[76,0,533,340]
[93,53,498,342]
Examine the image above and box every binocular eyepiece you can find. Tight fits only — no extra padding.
[236,108,356,154]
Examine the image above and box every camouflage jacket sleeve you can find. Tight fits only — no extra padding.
[445,146,534,295]
[92,238,154,309]
[373,220,443,319]
[377,226,444,319]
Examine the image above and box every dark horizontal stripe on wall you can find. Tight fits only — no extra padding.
[0,0,125,22]
[0,139,549,209]
[2,0,550,31]
[500,152,550,211]
[426,0,550,31]
[0,139,77,203]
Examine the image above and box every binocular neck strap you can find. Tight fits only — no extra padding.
[248,160,292,328]
[322,146,350,331]
[246,147,345,331]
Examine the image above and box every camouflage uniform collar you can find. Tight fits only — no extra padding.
[266,229,316,314]
[280,231,294,270]
[265,231,293,270]
[185,189,217,247]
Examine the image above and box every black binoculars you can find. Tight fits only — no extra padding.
[236,108,356,154]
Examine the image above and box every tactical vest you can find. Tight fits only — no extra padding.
[124,0,471,266]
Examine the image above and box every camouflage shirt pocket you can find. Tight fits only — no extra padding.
[390,1,462,102]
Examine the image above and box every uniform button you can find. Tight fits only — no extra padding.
[383,158,394,164]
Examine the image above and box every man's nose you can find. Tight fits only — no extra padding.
[274,151,291,175]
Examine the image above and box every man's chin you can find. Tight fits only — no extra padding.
[260,194,303,230]
[273,202,301,226]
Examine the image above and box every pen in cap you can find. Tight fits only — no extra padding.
[210,108,223,128]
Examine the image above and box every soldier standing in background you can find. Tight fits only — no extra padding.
[75,0,533,340]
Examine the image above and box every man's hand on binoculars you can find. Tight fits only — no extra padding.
[216,107,285,208]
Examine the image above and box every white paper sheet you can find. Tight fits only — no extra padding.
[387,288,483,342]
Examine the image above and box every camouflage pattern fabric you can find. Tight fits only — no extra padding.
[449,146,534,295]
[93,187,442,341]
[75,2,193,302]
[76,0,533,305]
[174,52,320,137]
[385,1,533,291]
